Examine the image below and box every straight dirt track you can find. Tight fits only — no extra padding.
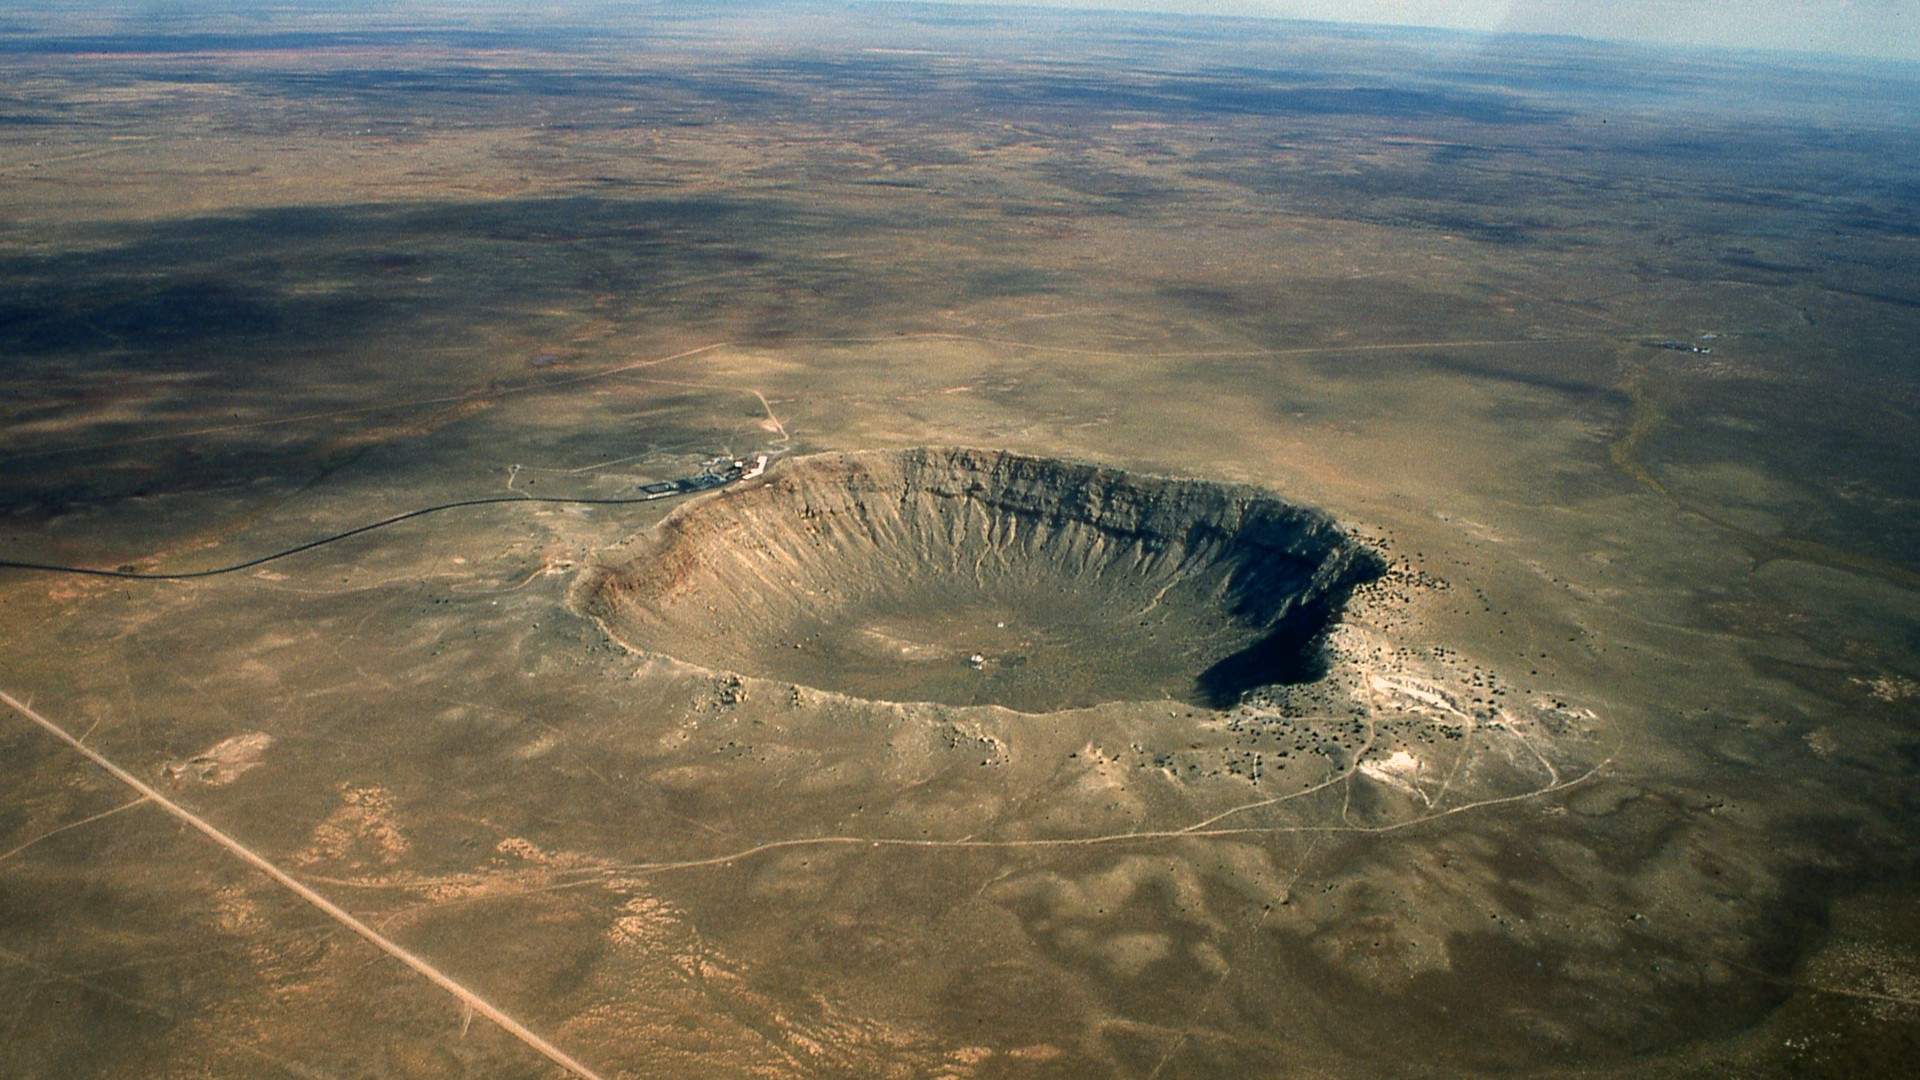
[0,689,604,1080]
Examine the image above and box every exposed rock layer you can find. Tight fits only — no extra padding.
[576,448,1384,711]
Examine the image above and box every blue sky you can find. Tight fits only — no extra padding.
[897,0,1920,61]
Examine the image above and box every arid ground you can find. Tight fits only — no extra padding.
[3,4,1918,1077]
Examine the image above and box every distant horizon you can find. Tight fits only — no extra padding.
[878,0,1920,63]
[7,1,1920,64]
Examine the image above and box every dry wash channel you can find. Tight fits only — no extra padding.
[575,448,1384,711]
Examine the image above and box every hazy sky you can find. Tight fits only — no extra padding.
[901,0,1920,61]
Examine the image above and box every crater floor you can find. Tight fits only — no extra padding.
[576,447,1385,711]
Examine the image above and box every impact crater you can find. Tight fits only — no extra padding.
[575,448,1383,712]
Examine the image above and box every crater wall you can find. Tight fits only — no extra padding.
[575,448,1384,711]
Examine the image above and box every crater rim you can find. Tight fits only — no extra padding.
[573,446,1385,714]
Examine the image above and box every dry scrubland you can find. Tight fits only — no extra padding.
[2,4,1919,1077]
